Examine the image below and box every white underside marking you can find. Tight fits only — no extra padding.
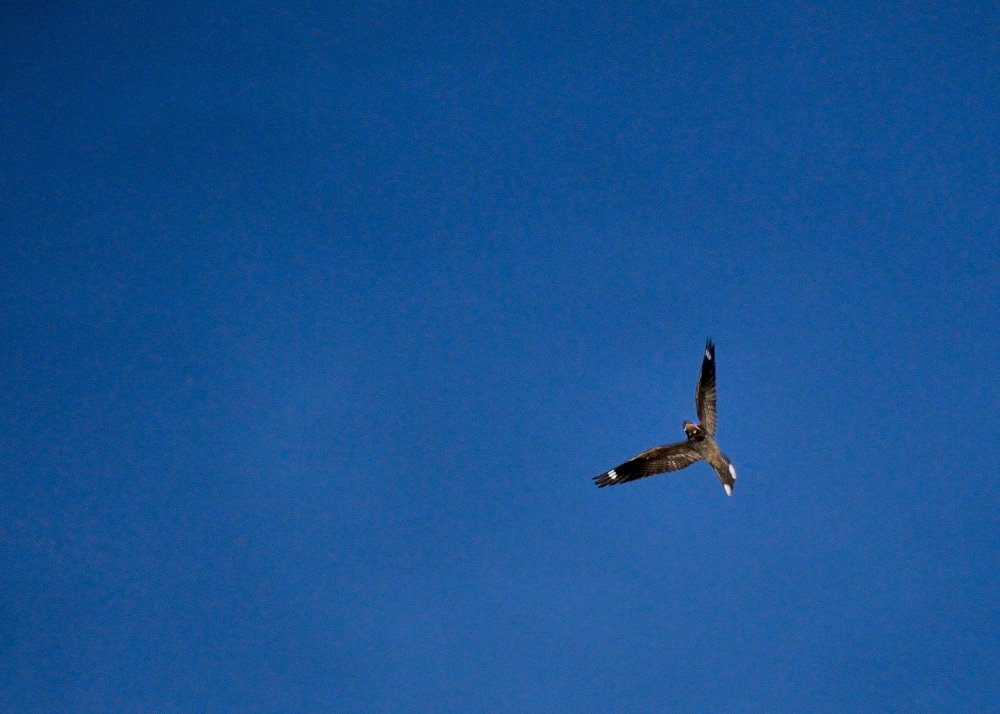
[724,483,733,496]
[608,469,617,480]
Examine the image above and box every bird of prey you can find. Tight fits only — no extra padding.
[593,339,737,495]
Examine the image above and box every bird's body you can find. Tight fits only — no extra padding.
[593,340,737,495]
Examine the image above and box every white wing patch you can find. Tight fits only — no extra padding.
[608,469,618,480]
[724,483,733,496]
[729,464,737,479]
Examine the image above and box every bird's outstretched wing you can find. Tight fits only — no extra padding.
[593,442,702,487]
[695,339,717,436]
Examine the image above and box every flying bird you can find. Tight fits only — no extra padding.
[593,339,737,495]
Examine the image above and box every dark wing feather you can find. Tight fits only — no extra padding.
[593,442,702,487]
[695,339,718,436]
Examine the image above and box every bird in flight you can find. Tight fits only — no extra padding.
[593,339,737,495]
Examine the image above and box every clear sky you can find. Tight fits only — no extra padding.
[3,2,999,711]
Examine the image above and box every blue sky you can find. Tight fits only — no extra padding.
[3,2,999,711]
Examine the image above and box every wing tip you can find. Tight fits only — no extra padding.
[593,468,619,487]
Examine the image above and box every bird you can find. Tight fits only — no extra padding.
[593,339,737,495]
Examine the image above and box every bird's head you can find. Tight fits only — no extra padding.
[683,420,704,441]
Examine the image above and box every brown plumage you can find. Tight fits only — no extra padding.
[593,339,737,495]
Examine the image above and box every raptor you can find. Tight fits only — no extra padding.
[593,339,737,495]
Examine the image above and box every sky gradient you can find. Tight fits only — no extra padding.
[3,2,1000,711]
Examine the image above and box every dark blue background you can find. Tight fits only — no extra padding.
[3,2,999,711]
